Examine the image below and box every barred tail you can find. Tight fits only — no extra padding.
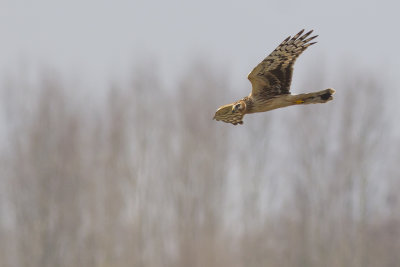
[295,88,335,104]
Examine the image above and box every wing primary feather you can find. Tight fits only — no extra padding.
[247,29,319,98]
[291,29,305,40]
[303,35,318,43]
[298,30,314,41]
[303,41,317,48]
[280,36,291,45]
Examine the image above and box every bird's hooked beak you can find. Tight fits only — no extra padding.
[233,100,246,113]
[233,103,241,112]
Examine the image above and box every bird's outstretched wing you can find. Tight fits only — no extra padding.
[213,103,244,125]
[247,29,317,98]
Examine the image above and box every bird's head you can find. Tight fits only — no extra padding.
[213,100,246,125]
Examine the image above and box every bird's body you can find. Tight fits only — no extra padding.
[213,29,335,125]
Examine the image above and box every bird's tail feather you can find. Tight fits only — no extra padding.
[295,88,335,104]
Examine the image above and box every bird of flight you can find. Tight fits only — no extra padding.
[213,29,335,125]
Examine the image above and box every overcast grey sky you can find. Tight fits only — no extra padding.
[1,0,399,90]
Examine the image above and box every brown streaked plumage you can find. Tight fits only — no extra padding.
[213,29,335,125]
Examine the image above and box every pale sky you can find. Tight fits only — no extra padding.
[0,0,399,90]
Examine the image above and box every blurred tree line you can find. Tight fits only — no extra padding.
[0,63,399,267]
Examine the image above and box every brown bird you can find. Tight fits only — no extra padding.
[213,29,335,125]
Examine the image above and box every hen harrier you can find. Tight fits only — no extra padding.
[213,29,335,125]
